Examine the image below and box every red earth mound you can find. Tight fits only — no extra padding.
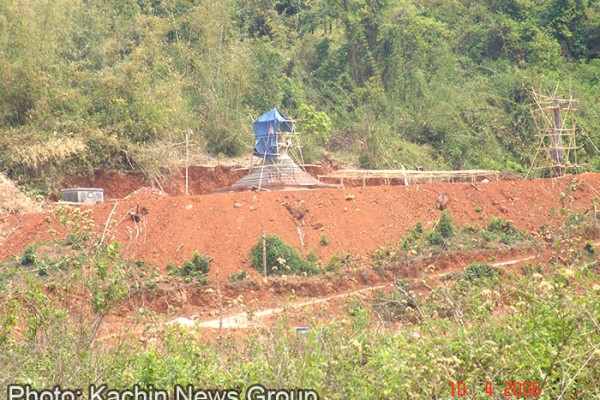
[2,173,600,281]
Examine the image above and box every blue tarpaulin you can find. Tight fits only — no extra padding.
[253,108,293,159]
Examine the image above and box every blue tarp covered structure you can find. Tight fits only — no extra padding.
[253,108,294,159]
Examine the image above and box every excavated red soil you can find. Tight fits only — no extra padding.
[2,172,600,282]
[61,166,250,198]
[60,163,340,198]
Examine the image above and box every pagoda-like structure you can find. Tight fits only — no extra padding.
[228,108,335,192]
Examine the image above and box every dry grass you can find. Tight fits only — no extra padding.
[0,173,39,216]
[10,137,87,172]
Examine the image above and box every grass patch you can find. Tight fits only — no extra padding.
[319,233,329,246]
[402,213,530,254]
[375,212,533,271]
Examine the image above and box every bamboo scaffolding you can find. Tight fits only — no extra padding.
[318,169,501,186]
[528,86,579,177]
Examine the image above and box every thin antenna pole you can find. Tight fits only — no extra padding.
[258,129,270,191]
[185,129,191,195]
[262,230,267,276]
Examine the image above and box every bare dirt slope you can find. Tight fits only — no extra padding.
[60,166,249,198]
[2,173,599,280]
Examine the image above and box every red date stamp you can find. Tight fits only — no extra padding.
[451,381,542,397]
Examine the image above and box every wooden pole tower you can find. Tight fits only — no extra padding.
[528,86,579,177]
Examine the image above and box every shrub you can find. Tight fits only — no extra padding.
[401,222,425,250]
[169,252,211,283]
[414,221,424,235]
[426,211,454,246]
[427,231,444,246]
[182,252,211,276]
[297,103,332,145]
[487,216,528,244]
[488,216,517,235]
[584,241,595,257]
[436,210,454,239]
[464,262,496,282]
[306,250,320,267]
[250,235,318,276]
[325,253,353,272]
[481,230,495,242]
[521,263,542,276]
[21,245,37,266]
[229,270,247,282]
[320,234,329,246]
[38,263,48,277]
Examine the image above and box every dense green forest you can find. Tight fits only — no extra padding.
[1,0,600,193]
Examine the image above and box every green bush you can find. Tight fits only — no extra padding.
[487,216,517,235]
[169,252,211,283]
[401,221,425,250]
[521,263,542,276]
[183,252,211,276]
[21,245,37,266]
[250,235,319,276]
[229,270,247,282]
[464,262,496,282]
[584,241,595,257]
[427,231,444,246]
[325,253,353,272]
[297,103,332,145]
[37,263,48,277]
[436,210,454,239]
[414,221,424,235]
[426,211,454,246]
[487,216,528,244]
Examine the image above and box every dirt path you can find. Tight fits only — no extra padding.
[172,284,389,329]
[168,254,541,330]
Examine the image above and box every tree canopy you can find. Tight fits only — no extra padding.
[1,0,599,192]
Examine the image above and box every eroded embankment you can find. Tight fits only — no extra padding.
[2,173,598,280]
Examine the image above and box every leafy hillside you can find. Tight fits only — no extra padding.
[1,0,600,194]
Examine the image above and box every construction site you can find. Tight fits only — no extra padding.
[0,97,599,400]
[1,102,599,334]
[2,0,600,393]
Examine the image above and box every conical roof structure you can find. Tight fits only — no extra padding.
[222,108,338,192]
[229,155,333,192]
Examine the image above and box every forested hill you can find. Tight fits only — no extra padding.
[1,0,599,193]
